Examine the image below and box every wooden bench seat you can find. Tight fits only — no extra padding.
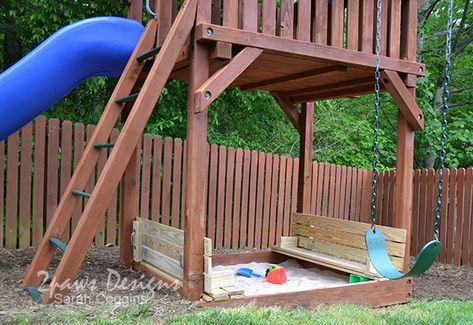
[272,213,407,279]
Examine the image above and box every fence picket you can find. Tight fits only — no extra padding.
[19,124,33,248]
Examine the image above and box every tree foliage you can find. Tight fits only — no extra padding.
[1,0,472,169]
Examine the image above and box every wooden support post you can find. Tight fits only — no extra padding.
[395,0,417,272]
[297,102,314,213]
[184,0,211,301]
[120,0,143,268]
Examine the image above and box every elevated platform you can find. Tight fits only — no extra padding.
[169,23,424,103]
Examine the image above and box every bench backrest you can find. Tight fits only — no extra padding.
[291,213,407,270]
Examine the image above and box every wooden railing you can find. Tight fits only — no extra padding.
[2,117,472,266]
[159,0,410,59]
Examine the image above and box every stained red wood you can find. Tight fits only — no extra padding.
[157,0,173,44]
[58,122,72,241]
[417,170,427,251]
[262,153,273,248]
[238,149,251,247]
[321,162,329,216]
[269,155,279,246]
[425,170,435,247]
[162,137,173,225]
[95,128,108,246]
[151,136,163,222]
[242,0,258,32]
[180,141,189,229]
[232,149,243,248]
[346,0,360,50]
[351,168,360,221]
[328,164,336,218]
[343,167,352,220]
[207,144,218,241]
[46,119,60,226]
[223,0,239,28]
[297,0,311,41]
[19,124,33,248]
[171,138,183,229]
[184,1,211,299]
[107,129,119,245]
[276,156,287,243]
[141,134,153,220]
[224,148,235,248]
[387,171,395,227]
[247,150,259,247]
[279,0,294,39]
[5,131,19,248]
[31,118,46,244]
[283,157,293,236]
[438,169,449,263]
[411,170,420,253]
[216,145,227,248]
[211,0,222,24]
[290,158,299,232]
[375,171,384,224]
[71,123,84,235]
[84,125,96,219]
[310,162,319,214]
[446,168,457,264]
[262,0,276,35]
[313,0,328,44]
[329,0,343,48]
[468,168,473,266]
[339,166,347,220]
[360,170,372,223]
[334,165,342,219]
[315,161,324,216]
[297,103,314,214]
[359,0,374,53]
[255,152,266,247]
[454,169,465,266]
[388,0,401,58]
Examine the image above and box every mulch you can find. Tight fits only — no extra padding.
[1,247,472,321]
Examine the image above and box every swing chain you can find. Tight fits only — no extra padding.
[146,0,157,20]
[434,0,454,241]
[370,0,383,229]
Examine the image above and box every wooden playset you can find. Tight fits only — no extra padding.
[21,0,449,307]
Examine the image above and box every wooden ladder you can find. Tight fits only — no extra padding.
[22,0,197,304]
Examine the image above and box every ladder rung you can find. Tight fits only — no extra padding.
[72,189,91,199]
[49,237,67,253]
[26,287,42,303]
[116,92,139,105]
[94,143,115,149]
[136,46,162,62]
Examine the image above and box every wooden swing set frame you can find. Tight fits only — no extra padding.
[22,0,428,307]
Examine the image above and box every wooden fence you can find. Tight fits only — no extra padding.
[1,117,472,266]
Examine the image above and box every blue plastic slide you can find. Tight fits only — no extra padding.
[0,17,144,141]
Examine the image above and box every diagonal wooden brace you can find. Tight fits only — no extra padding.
[271,92,302,133]
[194,47,263,113]
[381,70,424,131]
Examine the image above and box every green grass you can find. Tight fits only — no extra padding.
[7,300,473,325]
[168,301,473,325]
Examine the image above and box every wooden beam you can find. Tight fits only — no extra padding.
[210,42,232,60]
[195,47,263,113]
[297,103,314,213]
[381,70,424,131]
[183,0,211,302]
[196,24,426,76]
[287,76,373,97]
[240,66,347,91]
[292,84,376,103]
[271,92,301,133]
